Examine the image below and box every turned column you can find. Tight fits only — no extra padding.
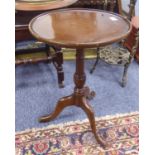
[74,48,86,90]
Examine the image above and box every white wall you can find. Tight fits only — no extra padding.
[122,0,130,13]
[121,0,139,16]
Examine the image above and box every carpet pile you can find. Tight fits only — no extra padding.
[16,112,139,155]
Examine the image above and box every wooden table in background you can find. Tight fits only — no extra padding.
[15,0,78,88]
[16,0,78,41]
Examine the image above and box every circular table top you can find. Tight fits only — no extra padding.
[15,0,78,11]
[29,9,132,48]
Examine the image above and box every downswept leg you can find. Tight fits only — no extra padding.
[80,97,107,148]
[39,95,74,122]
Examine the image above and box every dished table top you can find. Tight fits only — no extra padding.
[29,9,132,48]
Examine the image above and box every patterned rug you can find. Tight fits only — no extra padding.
[16,112,139,155]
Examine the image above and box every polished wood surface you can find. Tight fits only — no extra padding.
[29,9,131,48]
[15,0,78,11]
[29,9,132,148]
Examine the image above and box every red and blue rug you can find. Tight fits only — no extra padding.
[16,112,139,155]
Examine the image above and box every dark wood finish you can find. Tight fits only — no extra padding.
[39,48,107,147]
[29,9,132,148]
[15,10,47,41]
[117,0,123,15]
[124,16,139,62]
[16,44,65,88]
[70,0,122,14]
[15,0,78,11]
[29,9,131,48]
[16,26,34,41]
[16,56,53,65]
[15,0,78,41]
[52,46,64,87]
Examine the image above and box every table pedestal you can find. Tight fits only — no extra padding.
[39,48,107,148]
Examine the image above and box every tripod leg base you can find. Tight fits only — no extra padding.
[39,95,74,123]
[80,97,108,148]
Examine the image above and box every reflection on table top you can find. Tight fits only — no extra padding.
[29,9,132,48]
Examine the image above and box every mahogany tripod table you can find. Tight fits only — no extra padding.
[29,9,132,147]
